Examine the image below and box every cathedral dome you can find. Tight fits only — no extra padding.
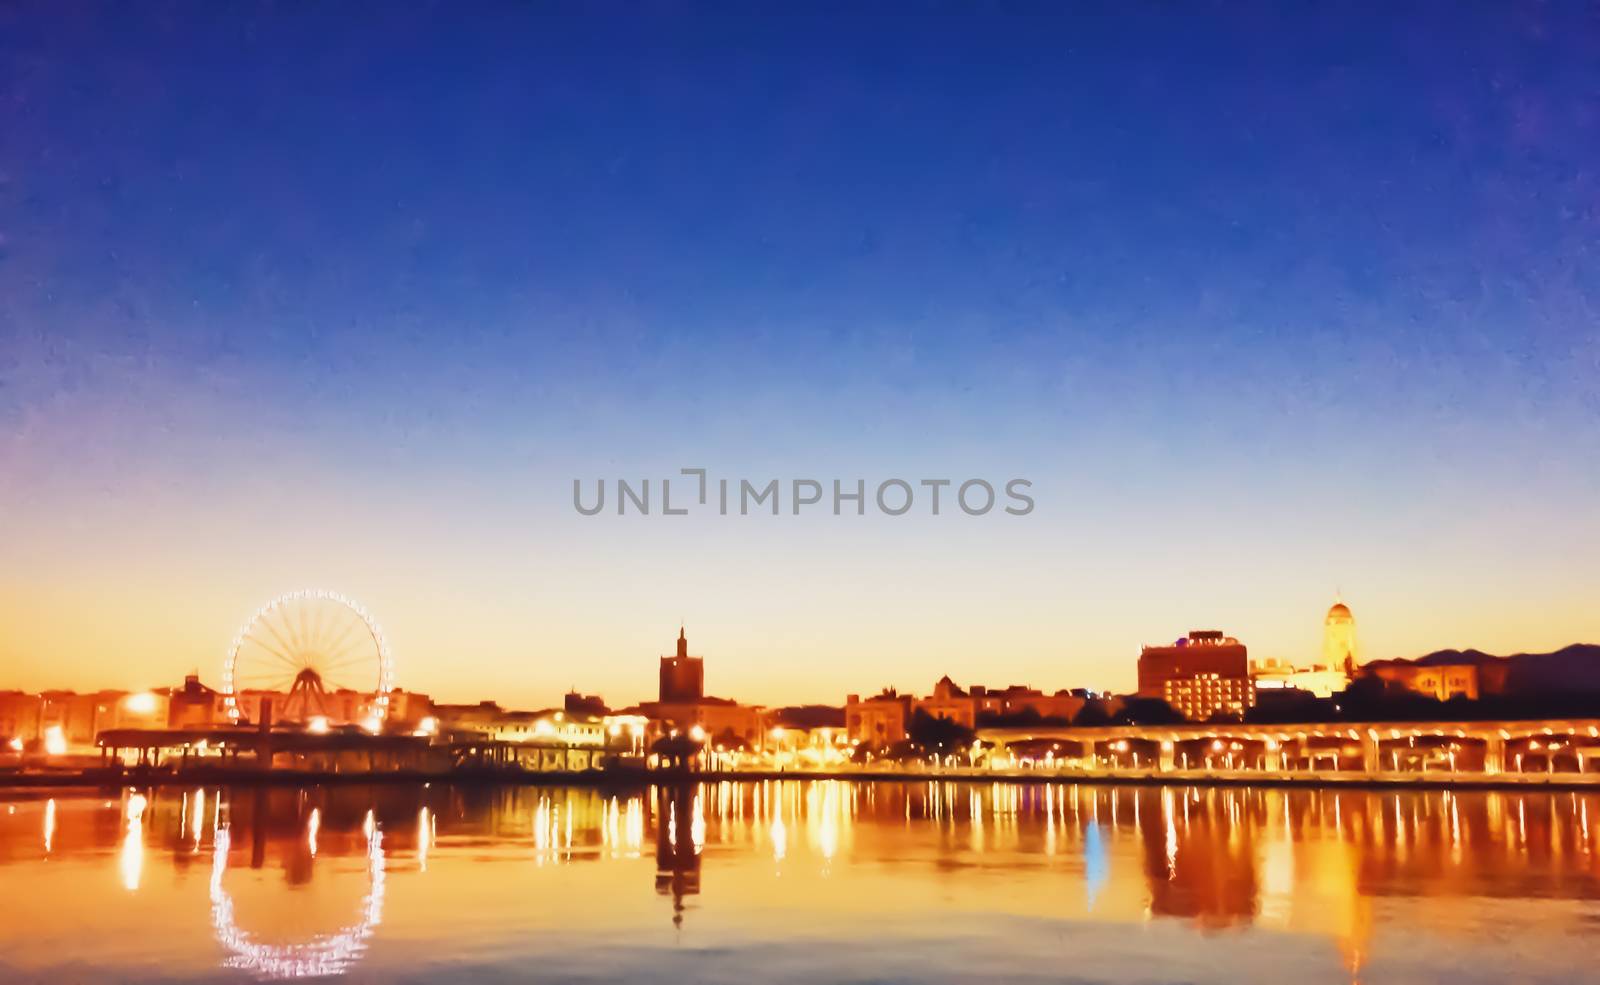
[1327,601,1352,621]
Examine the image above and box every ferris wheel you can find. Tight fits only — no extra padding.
[210,813,386,978]
[223,590,394,724]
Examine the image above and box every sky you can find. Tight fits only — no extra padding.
[1,3,1597,708]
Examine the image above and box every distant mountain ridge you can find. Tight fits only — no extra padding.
[1372,643,1600,694]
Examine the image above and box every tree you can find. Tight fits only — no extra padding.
[1072,702,1114,726]
[1113,698,1184,726]
[905,709,975,755]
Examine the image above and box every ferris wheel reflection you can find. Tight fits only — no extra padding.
[209,808,386,979]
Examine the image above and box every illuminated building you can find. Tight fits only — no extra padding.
[1249,598,1358,699]
[1251,659,1350,699]
[39,689,139,750]
[604,713,649,757]
[1162,674,1255,721]
[1366,661,1482,701]
[844,689,911,745]
[487,710,606,746]
[847,678,1093,746]
[1324,599,1359,674]
[167,674,222,727]
[1251,664,1349,700]
[1139,631,1253,721]
[0,691,43,747]
[231,688,386,728]
[430,700,505,733]
[379,690,435,730]
[428,698,610,753]
[766,706,851,766]
[970,685,1088,722]
[917,675,980,728]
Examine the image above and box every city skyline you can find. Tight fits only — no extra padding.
[2,592,1592,711]
[7,6,1600,985]
[4,5,1597,706]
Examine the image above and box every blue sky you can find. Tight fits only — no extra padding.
[1,3,1596,705]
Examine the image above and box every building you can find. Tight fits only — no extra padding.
[231,687,378,728]
[0,691,43,748]
[659,627,704,703]
[634,628,765,752]
[1323,599,1358,674]
[166,674,222,727]
[1251,659,1350,699]
[846,677,1097,747]
[225,686,431,730]
[970,685,1088,722]
[1139,630,1253,721]
[1366,661,1481,701]
[382,689,436,730]
[766,705,851,766]
[564,691,609,716]
[487,709,608,747]
[844,689,912,746]
[1162,674,1255,721]
[918,675,980,728]
[431,700,506,734]
[1248,599,1361,700]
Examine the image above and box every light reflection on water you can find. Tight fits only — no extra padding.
[2,781,1599,984]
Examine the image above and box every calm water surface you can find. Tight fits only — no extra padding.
[2,781,1598,984]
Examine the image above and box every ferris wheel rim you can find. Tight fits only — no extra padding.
[221,589,395,720]
[210,818,385,978]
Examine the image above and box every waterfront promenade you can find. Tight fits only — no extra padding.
[7,717,1600,790]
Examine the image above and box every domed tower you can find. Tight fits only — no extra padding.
[1323,600,1358,675]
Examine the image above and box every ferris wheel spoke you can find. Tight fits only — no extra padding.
[287,603,309,656]
[305,599,327,652]
[242,634,298,668]
[298,602,318,659]
[319,667,368,687]
[321,638,376,669]
[234,662,293,683]
[318,621,363,663]
[322,645,373,667]
[257,615,302,668]
[235,667,292,681]
[311,599,341,654]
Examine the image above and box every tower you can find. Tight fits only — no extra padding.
[659,626,704,704]
[1323,599,1358,675]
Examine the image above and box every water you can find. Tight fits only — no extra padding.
[2,781,1598,984]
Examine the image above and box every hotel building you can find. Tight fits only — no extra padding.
[1139,630,1254,721]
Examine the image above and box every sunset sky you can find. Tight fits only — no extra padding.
[2,4,1597,708]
